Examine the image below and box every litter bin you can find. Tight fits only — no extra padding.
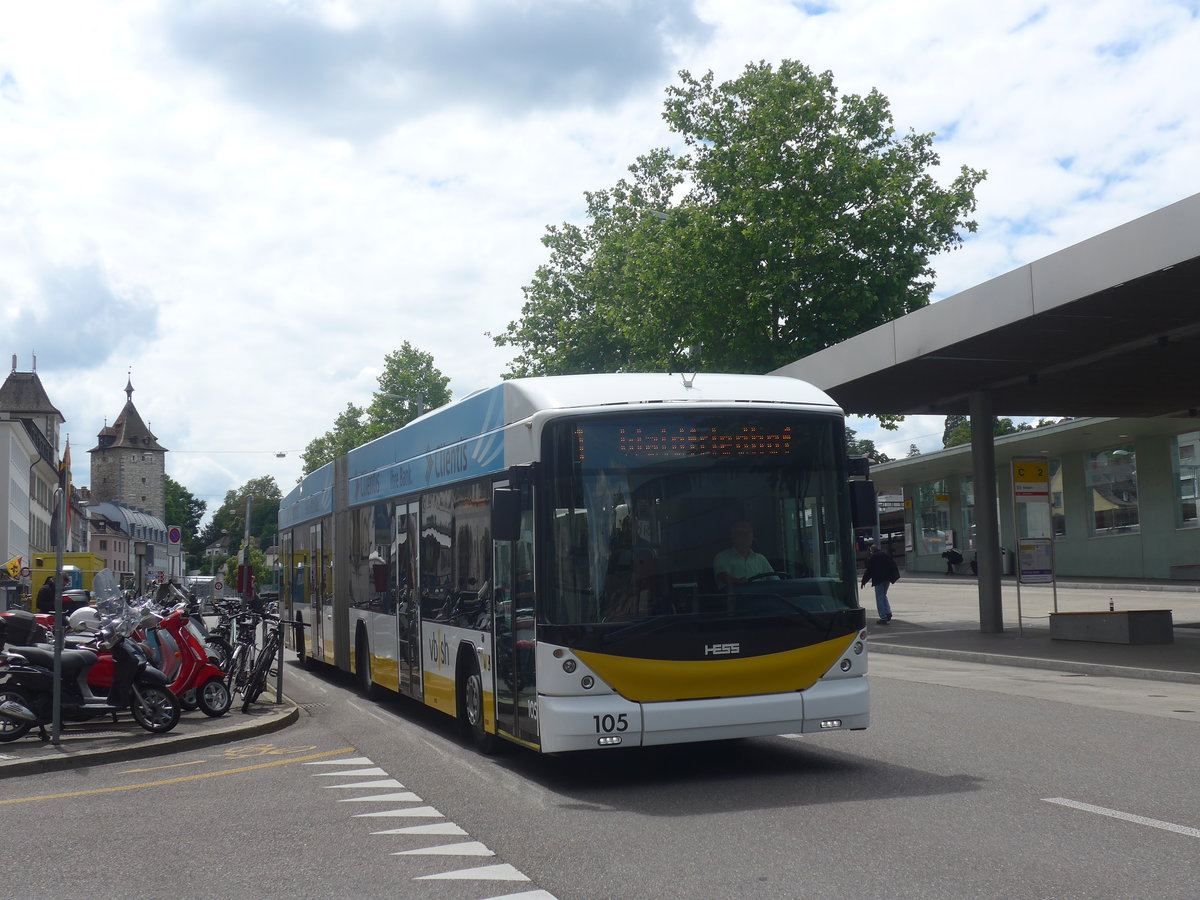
[1000,549,1013,575]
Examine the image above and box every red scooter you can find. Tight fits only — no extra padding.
[72,591,231,718]
[142,604,231,717]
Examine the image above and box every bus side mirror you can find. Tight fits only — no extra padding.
[492,489,521,543]
[849,480,876,529]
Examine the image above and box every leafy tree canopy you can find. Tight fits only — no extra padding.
[846,427,891,464]
[943,417,1062,449]
[165,475,207,571]
[199,475,282,563]
[494,60,985,381]
[301,342,452,475]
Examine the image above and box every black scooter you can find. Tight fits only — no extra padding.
[0,595,181,743]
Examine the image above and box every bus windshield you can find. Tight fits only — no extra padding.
[542,410,857,626]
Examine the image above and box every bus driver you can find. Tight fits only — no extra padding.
[714,520,775,588]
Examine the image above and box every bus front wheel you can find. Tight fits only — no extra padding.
[459,658,496,755]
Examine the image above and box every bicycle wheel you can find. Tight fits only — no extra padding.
[241,631,280,710]
[225,643,250,694]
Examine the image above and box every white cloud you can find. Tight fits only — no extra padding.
[4,0,1199,519]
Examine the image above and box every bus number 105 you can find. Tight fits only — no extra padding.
[593,713,629,734]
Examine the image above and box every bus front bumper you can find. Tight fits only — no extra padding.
[537,676,868,754]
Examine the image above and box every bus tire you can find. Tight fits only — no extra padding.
[458,655,496,755]
[294,619,309,670]
[356,630,378,700]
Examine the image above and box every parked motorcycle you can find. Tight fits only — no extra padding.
[0,570,181,742]
[141,587,231,717]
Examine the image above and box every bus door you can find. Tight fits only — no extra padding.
[493,481,538,747]
[395,501,422,699]
[308,521,325,661]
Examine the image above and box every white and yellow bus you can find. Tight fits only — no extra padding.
[279,373,871,753]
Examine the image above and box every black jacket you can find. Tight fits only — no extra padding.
[861,550,900,587]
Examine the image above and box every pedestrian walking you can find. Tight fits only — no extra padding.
[861,544,900,625]
[35,576,56,614]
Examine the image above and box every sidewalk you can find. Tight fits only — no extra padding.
[869,574,1200,684]
[0,694,298,779]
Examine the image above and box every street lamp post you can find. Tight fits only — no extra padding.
[380,392,425,418]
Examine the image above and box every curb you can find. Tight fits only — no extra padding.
[896,575,1200,594]
[870,640,1200,685]
[0,698,300,779]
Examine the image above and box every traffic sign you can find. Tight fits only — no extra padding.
[168,526,182,545]
[214,580,224,592]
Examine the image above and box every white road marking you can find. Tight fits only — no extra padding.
[322,779,406,789]
[392,841,495,857]
[1043,798,1200,839]
[372,823,469,836]
[353,805,444,818]
[416,863,530,881]
[338,791,422,803]
[307,751,556,893]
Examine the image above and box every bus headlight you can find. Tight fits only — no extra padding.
[853,641,864,655]
[562,658,577,673]
[581,675,595,690]
[840,659,853,672]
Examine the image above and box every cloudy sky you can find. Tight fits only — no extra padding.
[5,0,1199,517]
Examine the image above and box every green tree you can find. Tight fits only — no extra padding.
[164,475,207,571]
[494,60,985,379]
[200,475,282,563]
[301,342,452,475]
[943,416,1059,448]
[942,415,968,448]
[846,427,891,464]
[221,545,268,595]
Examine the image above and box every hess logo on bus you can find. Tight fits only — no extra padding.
[704,642,740,656]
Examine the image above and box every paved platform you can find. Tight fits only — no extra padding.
[0,694,298,779]
[868,574,1200,683]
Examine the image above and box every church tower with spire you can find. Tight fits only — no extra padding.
[88,377,168,521]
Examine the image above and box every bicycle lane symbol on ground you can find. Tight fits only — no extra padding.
[306,754,560,900]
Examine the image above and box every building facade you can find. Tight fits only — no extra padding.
[872,417,1200,581]
[89,377,167,523]
[0,364,65,607]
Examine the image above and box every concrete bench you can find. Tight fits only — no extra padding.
[1049,609,1174,645]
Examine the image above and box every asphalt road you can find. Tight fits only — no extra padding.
[4,655,1199,900]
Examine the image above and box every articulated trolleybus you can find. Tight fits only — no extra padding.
[279,373,871,753]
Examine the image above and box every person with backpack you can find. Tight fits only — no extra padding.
[861,544,900,625]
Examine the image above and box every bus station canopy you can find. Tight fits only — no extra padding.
[772,192,1200,421]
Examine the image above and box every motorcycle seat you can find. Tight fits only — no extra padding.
[13,645,98,678]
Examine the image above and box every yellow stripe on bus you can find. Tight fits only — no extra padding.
[575,633,856,702]
[421,671,496,733]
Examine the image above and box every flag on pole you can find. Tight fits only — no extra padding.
[59,438,72,535]
[3,556,20,578]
